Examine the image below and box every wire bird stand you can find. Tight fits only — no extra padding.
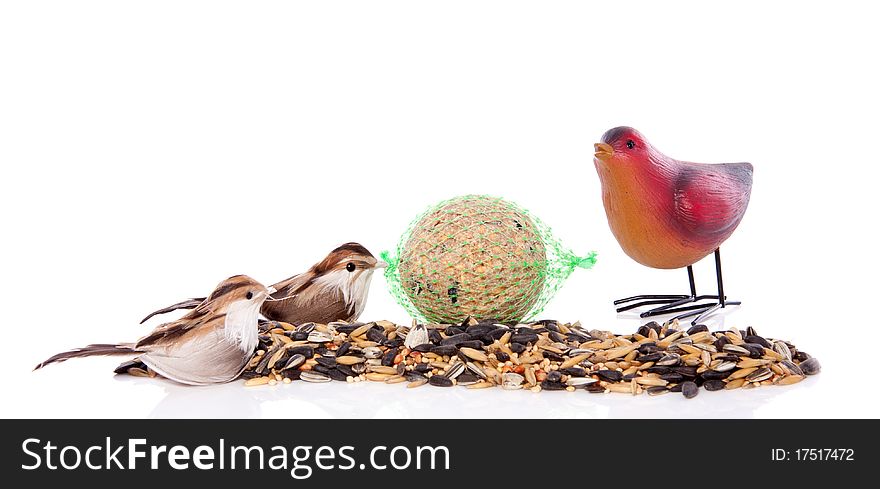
[612,248,740,325]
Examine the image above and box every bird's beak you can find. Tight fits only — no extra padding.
[594,143,614,161]
[375,260,388,269]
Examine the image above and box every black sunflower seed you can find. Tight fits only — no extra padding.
[645,321,662,334]
[312,364,334,375]
[743,343,766,358]
[660,373,684,383]
[701,370,731,381]
[283,370,302,381]
[549,331,566,343]
[800,357,821,375]
[597,370,623,382]
[511,333,539,344]
[560,367,586,377]
[465,325,494,336]
[458,340,485,350]
[546,371,562,383]
[334,324,360,335]
[540,380,566,391]
[508,343,527,354]
[428,329,443,344]
[703,379,726,391]
[440,333,472,346]
[445,326,464,336]
[382,347,399,367]
[681,381,699,399]
[287,346,315,358]
[586,383,606,393]
[336,365,356,377]
[336,341,351,357]
[327,369,348,382]
[637,352,663,363]
[494,351,510,362]
[687,324,709,335]
[366,326,386,343]
[428,375,453,387]
[542,351,565,362]
[487,329,510,341]
[405,371,426,381]
[744,335,772,349]
[315,356,337,368]
[431,345,458,356]
[674,366,698,378]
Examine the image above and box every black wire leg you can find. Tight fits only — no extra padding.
[614,249,741,324]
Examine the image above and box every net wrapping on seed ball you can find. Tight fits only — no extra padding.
[382,195,597,323]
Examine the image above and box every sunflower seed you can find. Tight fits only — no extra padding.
[301,371,331,383]
[681,381,699,399]
[657,353,681,366]
[772,341,792,361]
[712,361,737,372]
[746,367,772,382]
[281,354,306,371]
[445,362,466,380]
[723,344,750,356]
[404,323,430,349]
[307,331,333,343]
[800,357,821,375]
[429,375,454,387]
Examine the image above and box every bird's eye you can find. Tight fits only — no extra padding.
[626,139,635,149]
[246,291,254,300]
[346,263,356,272]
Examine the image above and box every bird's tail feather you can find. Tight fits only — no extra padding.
[139,298,205,324]
[34,343,138,371]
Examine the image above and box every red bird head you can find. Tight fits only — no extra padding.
[593,126,654,172]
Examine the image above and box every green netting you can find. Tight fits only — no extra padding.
[382,195,596,324]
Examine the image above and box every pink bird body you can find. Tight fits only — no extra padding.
[594,127,753,270]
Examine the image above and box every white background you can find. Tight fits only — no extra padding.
[1,1,877,418]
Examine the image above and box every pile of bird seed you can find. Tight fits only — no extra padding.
[215,318,819,399]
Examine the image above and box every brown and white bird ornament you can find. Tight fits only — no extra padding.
[35,275,273,385]
[140,243,386,326]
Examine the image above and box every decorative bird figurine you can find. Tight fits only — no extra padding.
[593,126,753,324]
[35,275,272,385]
[139,243,387,326]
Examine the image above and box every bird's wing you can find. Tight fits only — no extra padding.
[135,308,221,349]
[269,271,315,300]
[672,162,753,243]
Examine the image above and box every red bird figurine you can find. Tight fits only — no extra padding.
[593,126,753,324]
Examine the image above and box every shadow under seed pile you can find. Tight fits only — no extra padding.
[119,319,821,397]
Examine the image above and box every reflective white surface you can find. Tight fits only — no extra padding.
[1,1,876,419]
